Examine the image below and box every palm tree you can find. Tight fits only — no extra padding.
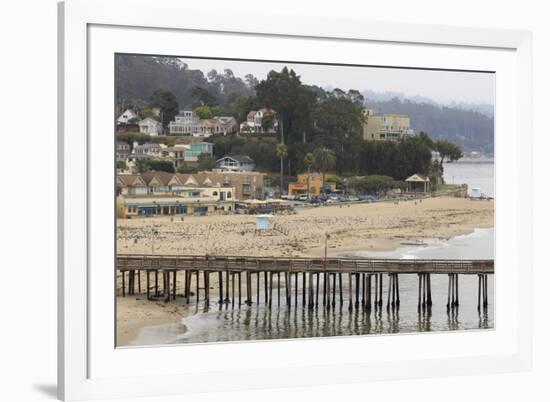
[276,143,288,197]
[313,147,337,192]
[303,152,315,200]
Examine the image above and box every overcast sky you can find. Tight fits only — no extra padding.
[180,57,495,106]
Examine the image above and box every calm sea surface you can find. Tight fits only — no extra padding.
[133,161,495,345]
[443,158,494,197]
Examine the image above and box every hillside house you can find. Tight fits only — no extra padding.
[216,155,255,172]
[138,117,163,136]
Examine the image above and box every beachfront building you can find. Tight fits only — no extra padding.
[362,108,415,141]
[118,170,265,202]
[117,171,236,217]
[184,171,265,200]
[216,155,255,172]
[116,174,148,196]
[288,173,323,197]
[405,173,431,193]
[239,108,278,134]
[287,173,336,197]
[138,117,163,136]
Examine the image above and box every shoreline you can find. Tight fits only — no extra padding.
[117,196,494,257]
[116,296,188,346]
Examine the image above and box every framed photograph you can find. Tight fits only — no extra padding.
[58,0,533,400]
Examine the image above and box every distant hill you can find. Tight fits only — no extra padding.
[363,97,494,153]
[115,55,254,109]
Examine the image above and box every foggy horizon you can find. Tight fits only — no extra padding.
[173,56,495,107]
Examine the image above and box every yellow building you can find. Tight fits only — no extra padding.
[288,173,335,197]
[362,108,415,141]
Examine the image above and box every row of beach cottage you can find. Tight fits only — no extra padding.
[117,170,266,218]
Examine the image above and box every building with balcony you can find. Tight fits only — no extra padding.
[362,108,415,141]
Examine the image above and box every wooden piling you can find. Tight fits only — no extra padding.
[302,272,306,306]
[348,273,353,310]
[146,270,150,300]
[155,270,159,297]
[378,274,383,306]
[395,274,400,306]
[338,273,343,305]
[257,272,260,305]
[477,274,481,310]
[355,273,360,308]
[218,271,223,304]
[277,272,281,307]
[238,272,242,308]
[231,272,235,308]
[269,272,273,309]
[196,270,200,304]
[426,274,431,306]
[173,271,177,300]
[446,273,451,310]
[454,274,459,307]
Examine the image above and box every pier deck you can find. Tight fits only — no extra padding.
[117,254,494,275]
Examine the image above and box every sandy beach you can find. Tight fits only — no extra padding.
[116,196,493,346]
[117,196,494,257]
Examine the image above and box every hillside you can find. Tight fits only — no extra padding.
[115,55,494,153]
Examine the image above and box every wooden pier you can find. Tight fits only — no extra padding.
[116,254,493,312]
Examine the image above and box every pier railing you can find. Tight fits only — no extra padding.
[116,254,494,275]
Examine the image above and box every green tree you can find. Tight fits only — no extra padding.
[434,140,463,174]
[194,106,213,119]
[313,93,364,174]
[197,153,217,171]
[140,160,175,173]
[135,159,148,173]
[116,160,127,170]
[312,147,337,188]
[276,143,288,195]
[256,67,303,144]
[149,89,179,129]
[303,152,315,199]
[177,165,199,174]
[347,175,402,195]
[418,131,434,149]
[190,86,218,107]
[261,112,275,132]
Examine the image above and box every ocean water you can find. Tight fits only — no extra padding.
[443,159,494,198]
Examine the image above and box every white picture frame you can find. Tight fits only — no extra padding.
[58,0,533,400]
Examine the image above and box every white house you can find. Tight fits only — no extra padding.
[216,155,256,172]
[116,108,139,124]
[138,117,163,136]
[168,110,200,135]
[240,108,278,133]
